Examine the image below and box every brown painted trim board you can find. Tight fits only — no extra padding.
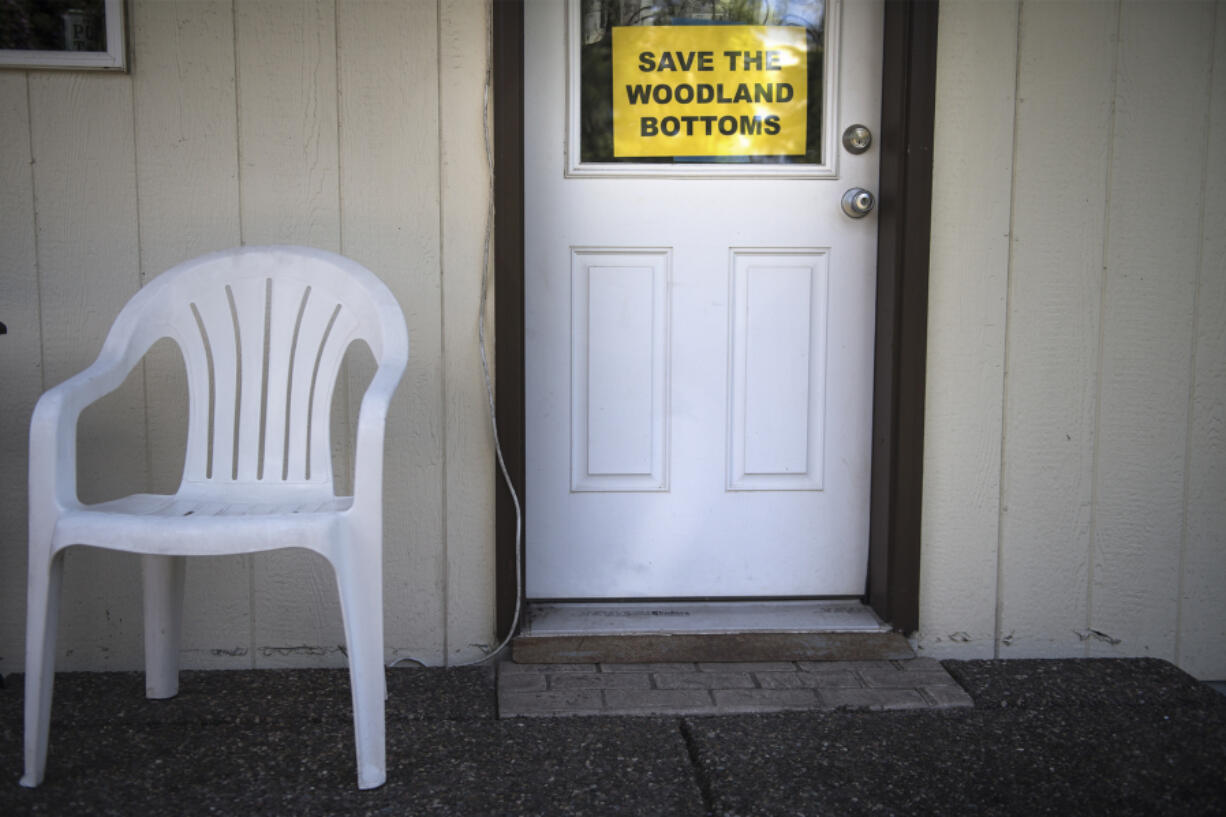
[493,0,938,639]
[493,0,526,638]
[868,0,939,632]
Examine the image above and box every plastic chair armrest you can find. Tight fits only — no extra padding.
[350,360,406,513]
[29,352,149,513]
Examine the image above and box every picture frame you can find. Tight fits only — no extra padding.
[0,0,127,71]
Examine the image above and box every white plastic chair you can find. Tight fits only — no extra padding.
[21,246,408,790]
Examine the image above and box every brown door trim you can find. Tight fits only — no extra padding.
[868,0,939,632]
[492,0,526,637]
[492,0,939,636]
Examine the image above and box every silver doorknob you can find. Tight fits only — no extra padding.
[841,188,875,218]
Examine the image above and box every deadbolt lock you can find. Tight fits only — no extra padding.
[842,124,872,154]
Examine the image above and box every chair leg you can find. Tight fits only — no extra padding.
[21,551,63,788]
[142,554,185,699]
[334,553,386,790]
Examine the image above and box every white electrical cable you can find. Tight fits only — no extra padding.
[390,1,522,670]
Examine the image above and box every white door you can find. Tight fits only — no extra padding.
[525,0,881,599]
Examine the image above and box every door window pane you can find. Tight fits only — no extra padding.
[579,0,826,166]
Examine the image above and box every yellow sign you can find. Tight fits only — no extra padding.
[612,25,807,159]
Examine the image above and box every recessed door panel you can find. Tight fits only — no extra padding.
[571,249,670,491]
[729,250,828,491]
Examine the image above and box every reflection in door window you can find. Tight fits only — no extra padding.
[579,0,825,165]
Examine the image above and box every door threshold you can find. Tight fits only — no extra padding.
[512,600,914,664]
[522,600,891,637]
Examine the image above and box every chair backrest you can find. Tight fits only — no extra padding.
[111,246,408,494]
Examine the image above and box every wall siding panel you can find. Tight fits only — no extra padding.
[0,74,41,672]
[920,0,1226,677]
[336,0,447,664]
[130,0,251,671]
[1089,1,1214,658]
[234,0,348,668]
[1179,2,1226,680]
[235,0,342,250]
[997,0,1117,658]
[28,71,146,670]
[440,0,497,664]
[132,0,243,278]
[918,0,1018,659]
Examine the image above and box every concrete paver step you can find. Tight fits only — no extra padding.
[498,658,973,717]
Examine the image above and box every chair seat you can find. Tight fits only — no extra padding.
[52,493,356,557]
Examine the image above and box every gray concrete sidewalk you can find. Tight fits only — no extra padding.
[2,658,1224,816]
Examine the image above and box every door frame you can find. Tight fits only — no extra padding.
[492,0,938,635]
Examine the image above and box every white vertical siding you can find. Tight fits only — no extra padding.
[1091,1,1214,660]
[28,70,147,669]
[0,74,42,671]
[130,0,247,669]
[923,0,1226,678]
[998,0,1117,659]
[335,0,449,666]
[1180,2,1226,679]
[233,0,350,669]
[918,0,1018,659]
[439,0,497,664]
[0,0,495,672]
